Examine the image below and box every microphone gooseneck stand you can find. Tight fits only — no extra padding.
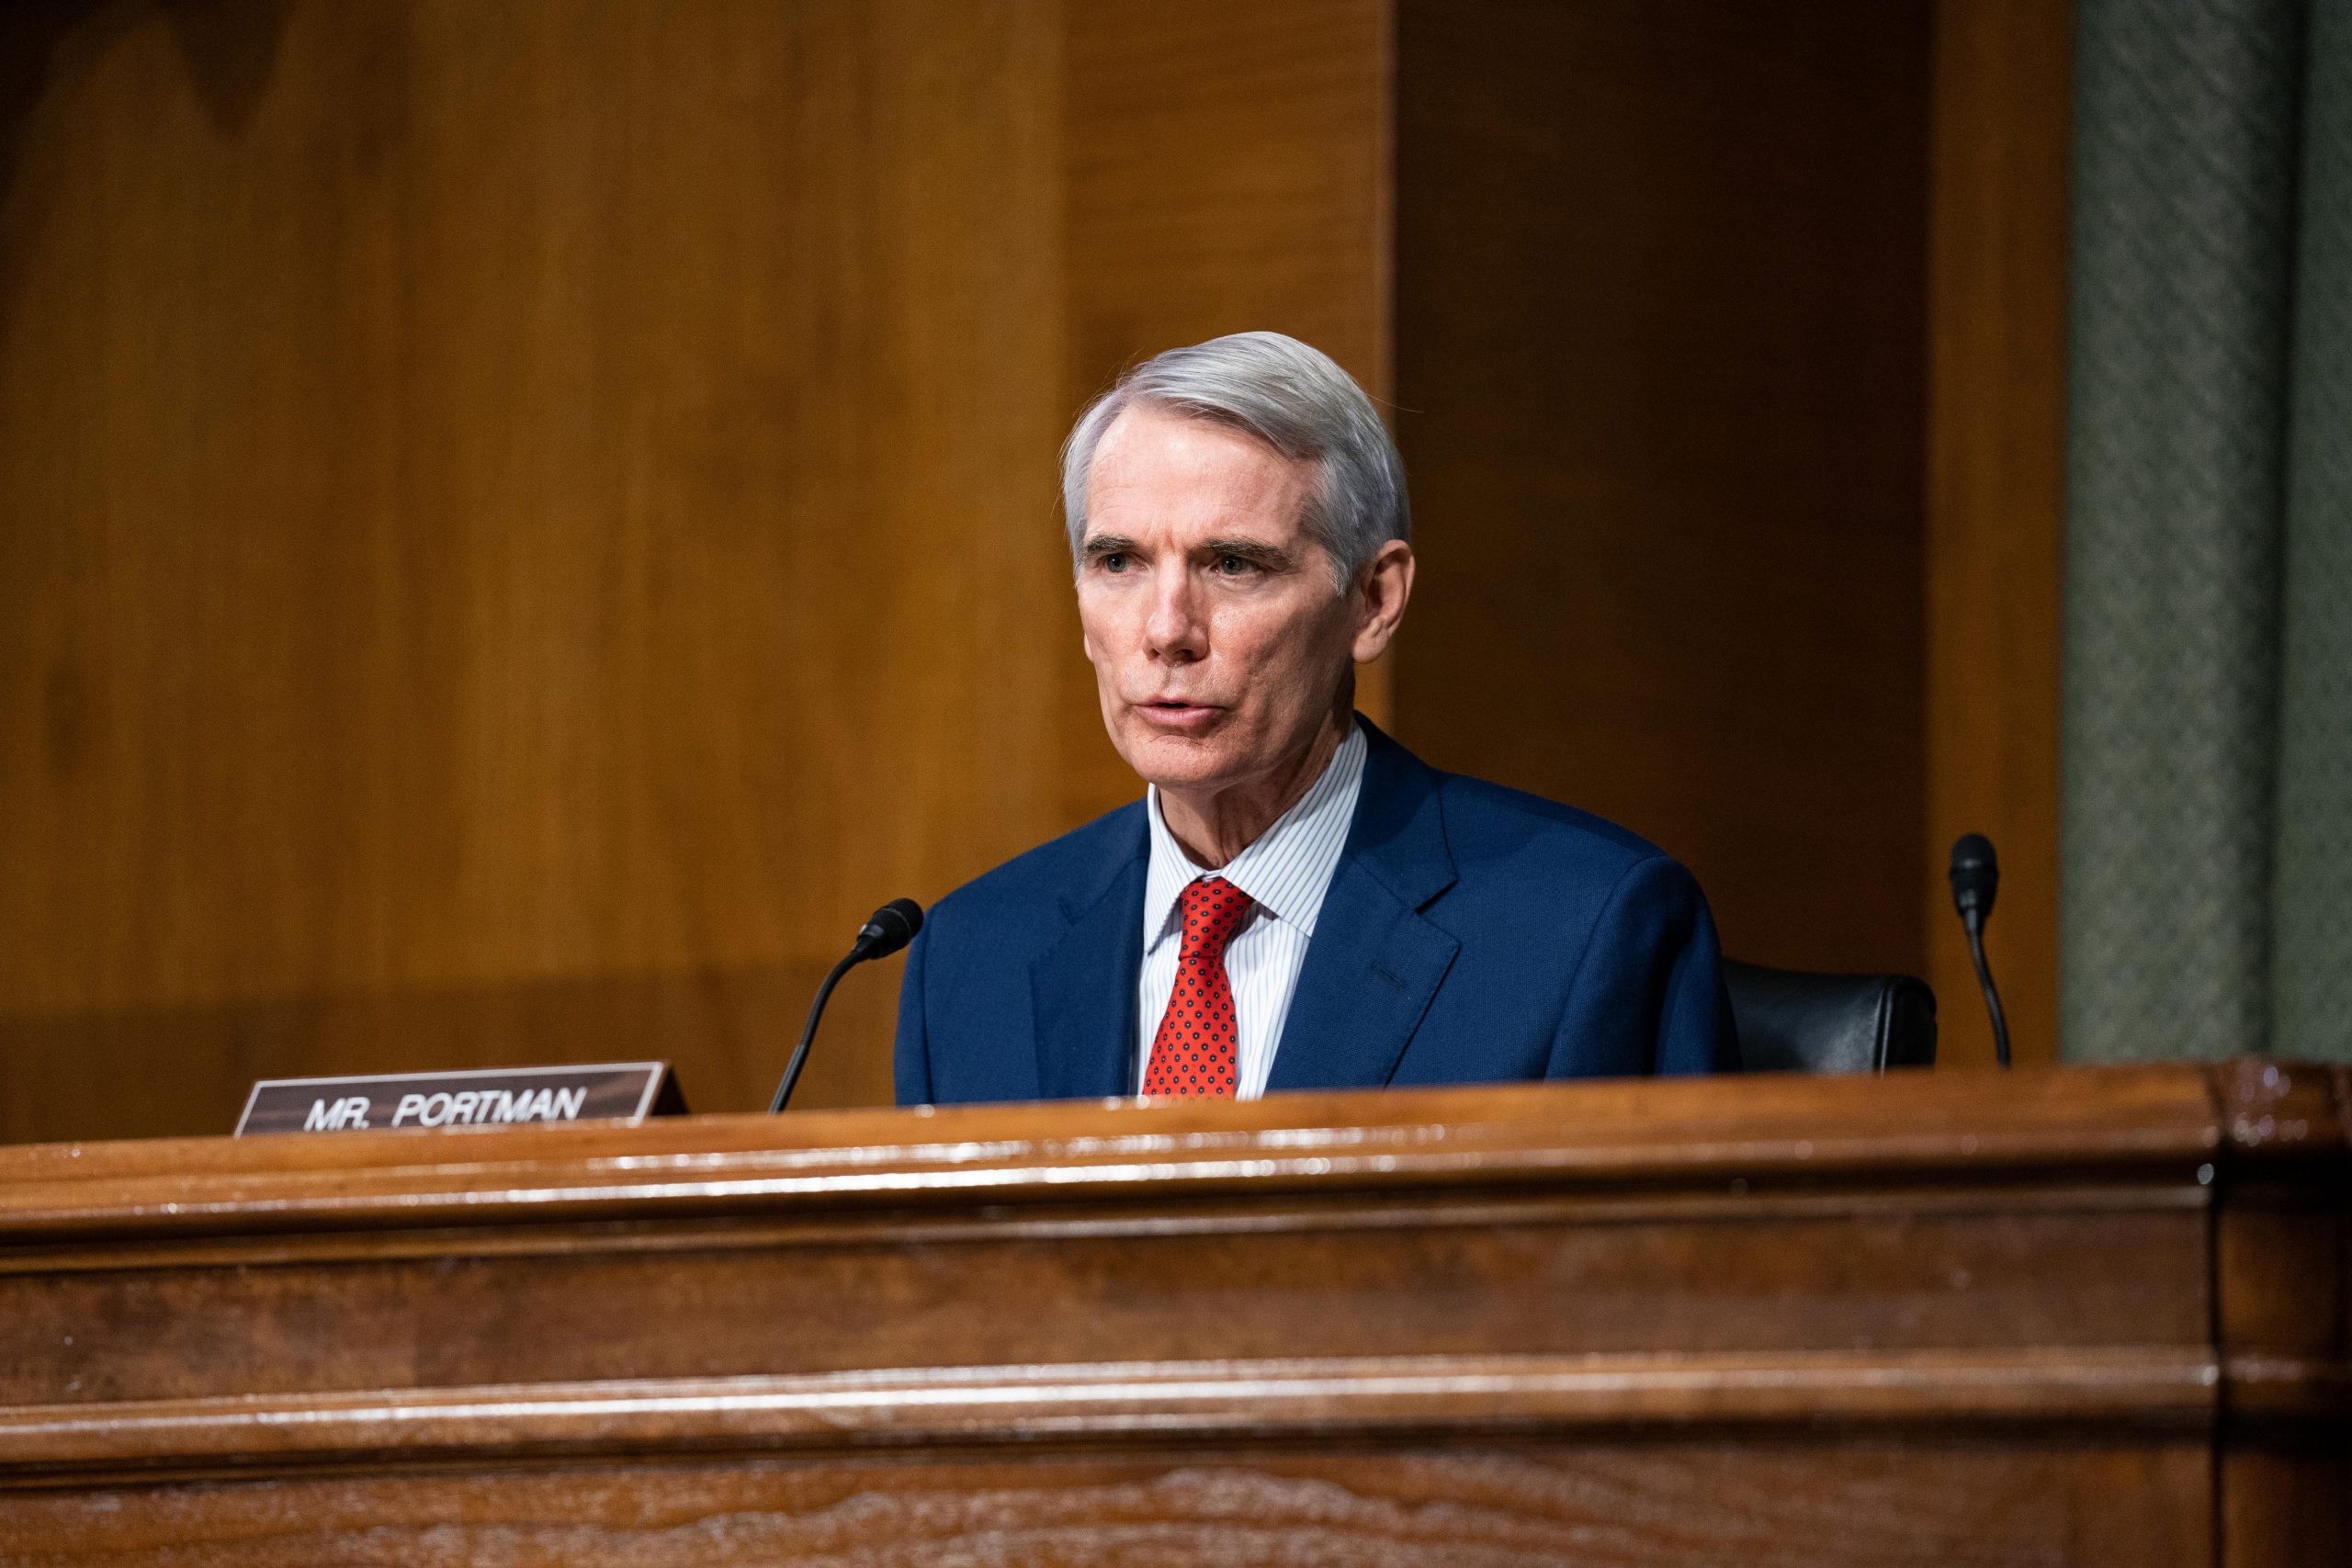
[769,898,924,1113]
[1961,907,2012,1069]
[1947,833,2012,1068]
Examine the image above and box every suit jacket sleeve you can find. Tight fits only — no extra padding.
[1545,854,1740,1077]
[894,922,936,1105]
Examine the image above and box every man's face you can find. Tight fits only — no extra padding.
[1076,404,1366,798]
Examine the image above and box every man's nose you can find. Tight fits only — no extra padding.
[1144,570,1206,662]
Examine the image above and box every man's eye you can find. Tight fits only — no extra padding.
[1215,555,1254,576]
[1099,552,1129,572]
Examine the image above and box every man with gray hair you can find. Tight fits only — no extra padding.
[897,332,1736,1105]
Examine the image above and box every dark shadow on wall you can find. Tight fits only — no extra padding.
[0,2,113,355]
[161,0,294,138]
[0,0,294,354]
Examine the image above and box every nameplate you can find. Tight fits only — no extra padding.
[235,1063,686,1137]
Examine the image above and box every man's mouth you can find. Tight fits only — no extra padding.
[1136,698,1224,730]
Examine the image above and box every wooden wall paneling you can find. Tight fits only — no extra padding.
[0,0,1080,1132]
[1061,0,1393,397]
[1391,0,1935,978]
[0,1,1401,1143]
[1058,0,1396,818]
[1924,0,2072,1067]
[0,956,899,1145]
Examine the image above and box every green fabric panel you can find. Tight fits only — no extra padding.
[2062,0,2304,1062]
[2273,5,2352,1063]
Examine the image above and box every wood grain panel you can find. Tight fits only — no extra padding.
[0,0,1072,1125]
[0,1056,2233,1216]
[0,1444,2217,1567]
[0,1067,2235,1412]
[2223,1451,2352,1568]
[0,955,904,1145]
[0,1202,2211,1404]
[6,1066,2323,1562]
[0,1349,2224,1473]
[2211,1061,2352,1558]
[1063,0,1392,398]
[1391,0,1934,977]
[1924,0,2072,1067]
[0,0,1395,1142]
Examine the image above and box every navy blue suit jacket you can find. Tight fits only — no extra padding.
[895,720,1738,1106]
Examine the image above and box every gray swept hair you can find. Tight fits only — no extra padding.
[1060,331,1410,590]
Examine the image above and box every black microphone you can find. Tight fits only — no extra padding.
[1947,834,2011,1068]
[768,898,924,1113]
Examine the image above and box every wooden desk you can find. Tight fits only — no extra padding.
[1,1065,2344,1564]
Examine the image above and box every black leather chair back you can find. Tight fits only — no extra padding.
[1724,961,1937,1072]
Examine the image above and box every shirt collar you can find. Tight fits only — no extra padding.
[1143,723,1368,950]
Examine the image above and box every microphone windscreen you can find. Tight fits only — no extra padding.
[1948,833,1998,918]
[857,897,925,959]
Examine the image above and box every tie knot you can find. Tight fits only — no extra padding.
[1177,876,1253,954]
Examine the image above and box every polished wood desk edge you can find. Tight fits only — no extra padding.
[0,1347,2239,1486]
[0,1065,2338,1495]
[6,1064,2335,1243]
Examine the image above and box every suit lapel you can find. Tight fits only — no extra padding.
[1031,809,1148,1100]
[1264,722,1461,1092]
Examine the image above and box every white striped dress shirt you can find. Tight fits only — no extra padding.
[1137,724,1367,1099]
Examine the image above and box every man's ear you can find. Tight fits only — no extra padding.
[1350,539,1415,665]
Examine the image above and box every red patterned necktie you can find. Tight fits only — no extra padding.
[1142,876,1254,1098]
